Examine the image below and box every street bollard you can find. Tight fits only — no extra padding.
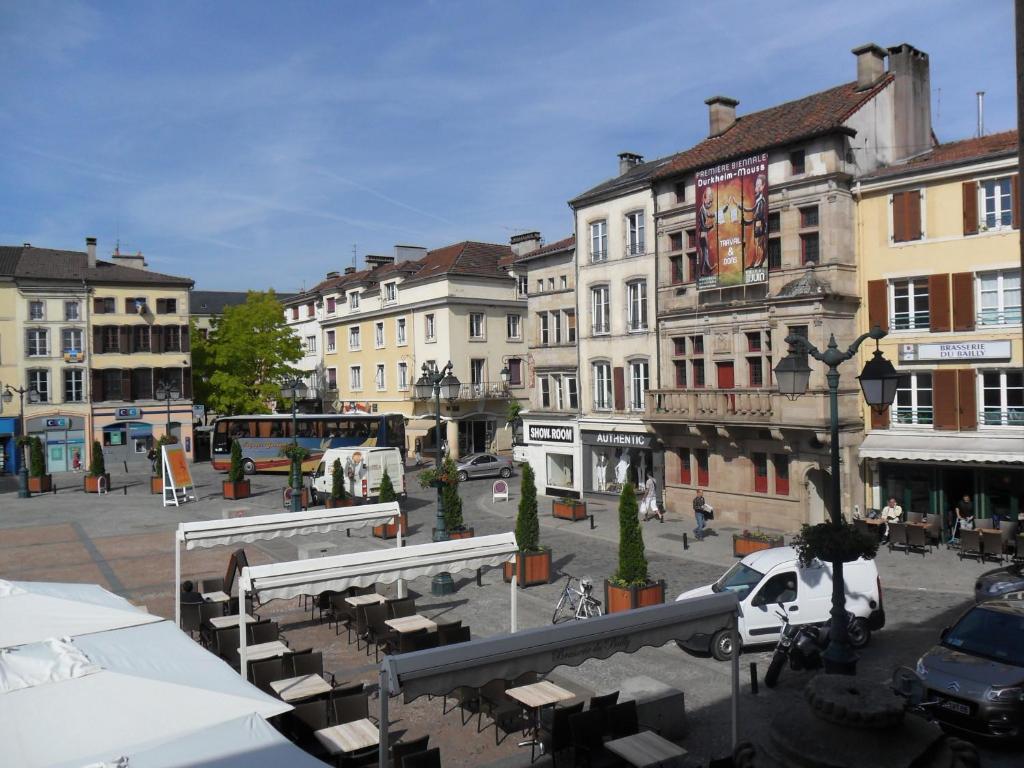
[122,485,127,495]
[750,662,759,695]
[683,533,689,550]
[589,514,596,530]
[476,568,483,587]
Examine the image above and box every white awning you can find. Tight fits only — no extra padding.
[240,532,518,602]
[859,432,1024,464]
[0,580,161,649]
[0,637,100,693]
[177,502,402,550]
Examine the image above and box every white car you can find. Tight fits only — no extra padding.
[310,447,405,503]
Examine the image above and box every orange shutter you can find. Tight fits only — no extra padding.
[613,366,625,411]
[932,369,958,430]
[950,272,975,332]
[866,279,889,332]
[928,274,951,332]
[1012,174,1020,230]
[893,191,922,242]
[870,405,890,430]
[892,192,907,242]
[957,369,977,431]
[962,181,979,235]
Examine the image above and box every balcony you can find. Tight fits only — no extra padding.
[457,381,512,400]
[645,387,864,430]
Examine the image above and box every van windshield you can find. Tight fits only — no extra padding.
[711,562,765,601]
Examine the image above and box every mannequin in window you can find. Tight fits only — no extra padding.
[595,453,608,492]
[615,451,629,486]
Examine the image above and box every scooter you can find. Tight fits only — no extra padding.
[764,605,826,688]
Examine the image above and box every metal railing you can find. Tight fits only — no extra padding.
[890,311,930,331]
[590,249,608,263]
[625,241,646,257]
[980,408,1024,426]
[977,309,1023,326]
[457,382,511,400]
[892,407,933,426]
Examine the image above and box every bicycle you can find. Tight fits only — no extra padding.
[551,576,603,623]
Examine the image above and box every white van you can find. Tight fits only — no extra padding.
[311,447,406,503]
[675,545,885,661]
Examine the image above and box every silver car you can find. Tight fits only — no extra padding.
[455,453,513,481]
[914,600,1024,740]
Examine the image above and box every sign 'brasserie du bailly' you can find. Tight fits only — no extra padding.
[899,340,1012,362]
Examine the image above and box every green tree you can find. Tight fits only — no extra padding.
[516,463,540,552]
[29,436,45,478]
[188,318,213,411]
[89,441,106,477]
[440,456,465,531]
[331,458,346,501]
[378,468,396,503]
[194,291,303,415]
[614,483,648,587]
[228,440,245,483]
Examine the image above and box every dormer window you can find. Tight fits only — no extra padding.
[790,150,806,176]
[383,283,397,304]
[348,291,360,311]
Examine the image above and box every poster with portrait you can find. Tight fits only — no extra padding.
[694,153,769,289]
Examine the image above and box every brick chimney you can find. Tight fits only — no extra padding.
[344,266,357,275]
[705,96,738,137]
[851,43,887,91]
[510,232,542,257]
[618,152,644,176]
[86,236,97,268]
[888,43,932,160]
[365,254,395,269]
[110,247,148,270]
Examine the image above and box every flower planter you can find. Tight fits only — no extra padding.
[324,496,355,508]
[604,579,666,614]
[432,527,474,541]
[502,549,552,587]
[732,533,786,558]
[28,475,52,493]
[151,477,164,495]
[222,479,251,500]
[373,513,409,539]
[552,499,588,521]
[84,474,110,493]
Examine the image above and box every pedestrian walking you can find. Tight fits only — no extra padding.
[641,472,664,522]
[693,489,708,541]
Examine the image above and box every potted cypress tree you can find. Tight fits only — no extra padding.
[441,456,474,539]
[503,463,551,586]
[324,458,352,508]
[27,436,52,493]
[222,440,251,499]
[371,468,408,538]
[605,483,665,613]
[84,440,109,493]
[281,443,310,509]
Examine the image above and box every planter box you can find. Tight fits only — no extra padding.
[432,527,475,541]
[604,580,666,614]
[373,513,409,539]
[732,534,785,558]
[502,549,552,587]
[324,496,355,508]
[151,477,164,495]
[28,475,52,493]
[84,474,110,493]
[552,499,588,521]
[222,479,251,500]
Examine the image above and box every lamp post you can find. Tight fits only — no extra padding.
[3,384,39,499]
[154,378,182,432]
[414,361,460,595]
[280,376,309,513]
[773,325,898,675]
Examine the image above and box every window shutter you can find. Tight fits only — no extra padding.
[613,366,625,411]
[932,369,958,430]
[93,297,104,314]
[119,326,132,354]
[957,368,977,431]
[950,272,975,331]
[870,405,889,430]
[93,326,103,353]
[891,193,905,242]
[121,369,133,402]
[181,325,190,352]
[182,367,193,399]
[866,279,889,332]
[962,181,978,235]
[928,274,951,332]
[905,190,922,240]
[91,369,104,401]
[1012,174,1020,230]
[151,325,163,353]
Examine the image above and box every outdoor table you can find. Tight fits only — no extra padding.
[345,593,385,607]
[605,730,688,768]
[201,590,230,603]
[385,615,438,634]
[207,613,255,629]
[314,717,379,756]
[506,680,576,761]
[240,640,293,662]
[269,673,332,703]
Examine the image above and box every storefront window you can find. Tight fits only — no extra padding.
[546,453,574,489]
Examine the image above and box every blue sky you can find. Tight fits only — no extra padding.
[1,0,1016,290]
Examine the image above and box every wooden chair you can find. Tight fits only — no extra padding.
[285,700,330,757]
[981,530,1005,563]
[386,597,417,619]
[292,650,336,686]
[198,601,224,648]
[539,701,584,768]
[958,529,983,561]
[905,524,929,556]
[887,523,908,553]
[363,603,393,661]
[924,515,942,544]
[477,674,533,745]
[999,523,1018,557]
[568,709,619,768]
[974,517,994,531]
[589,691,619,710]
[248,657,283,695]
[330,690,370,726]
[604,699,640,741]
[391,735,430,768]
[906,511,924,524]
[248,620,280,645]
[213,626,240,667]
[180,601,203,639]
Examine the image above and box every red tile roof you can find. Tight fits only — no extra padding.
[408,241,513,282]
[1,245,193,285]
[515,235,575,263]
[652,78,892,180]
[862,130,1018,180]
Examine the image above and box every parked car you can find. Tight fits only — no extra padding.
[455,453,513,481]
[675,546,885,661]
[975,562,1024,603]
[914,600,1024,740]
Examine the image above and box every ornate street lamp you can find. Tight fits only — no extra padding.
[154,378,182,430]
[417,361,461,595]
[772,325,897,675]
[499,364,510,392]
[280,376,309,513]
[3,385,39,499]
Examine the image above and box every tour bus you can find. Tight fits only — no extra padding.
[211,413,406,474]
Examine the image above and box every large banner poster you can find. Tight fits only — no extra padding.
[695,153,769,290]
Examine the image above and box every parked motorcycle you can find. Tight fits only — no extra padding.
[764,606,825,688]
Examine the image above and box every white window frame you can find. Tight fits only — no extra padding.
[536,279,544,294]
[540,376,551,408]
[61,328,84,356]
[425,313,436,342]
[375,364,386,391]
[893,372,933,426]
[977,269,1021,326]
[383,282,398,304]
[375,322,385,348]
[469,312,485,340]
[591,285,610,335]
[590,220,608,262]
[517,275,528,297]
[551,311,562,344]
[506,313,521,340]
[305,335,317,353]
[349,365,363,391]
[348,326,361,350]
[26,328,49,357]
[980,177,1014,231]
[326,330,336,352]
[348,291,361,311]
[560,275,568,290]
[28,300,45,321]
[592,361,612,410]
[625,210,646,256]
[63,368,85,402]
[539,313,550,345]
[28,369,49,402]
[565,375,579,410]
[397,362,409,391]
[626,280,648,332]
[628,359,650,411]
[550,374,563,410]
[64,301,79,321]
[326,367,337,390]
[981,369,1024,426]
[547,277,555,292]
[889,278,929,331]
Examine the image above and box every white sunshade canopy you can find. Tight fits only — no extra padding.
[240,531,518,602]
[0,621,290,768]
[56,712,330,768]
[0,579,161,649]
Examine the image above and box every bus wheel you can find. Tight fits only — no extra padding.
[242,459,256,475]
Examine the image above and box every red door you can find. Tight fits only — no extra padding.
[717,362,735,414]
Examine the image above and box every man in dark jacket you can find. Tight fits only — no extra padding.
[693,490,708,541]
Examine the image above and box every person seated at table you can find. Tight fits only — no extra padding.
[180,580,204,605]
[881,498,902,543]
